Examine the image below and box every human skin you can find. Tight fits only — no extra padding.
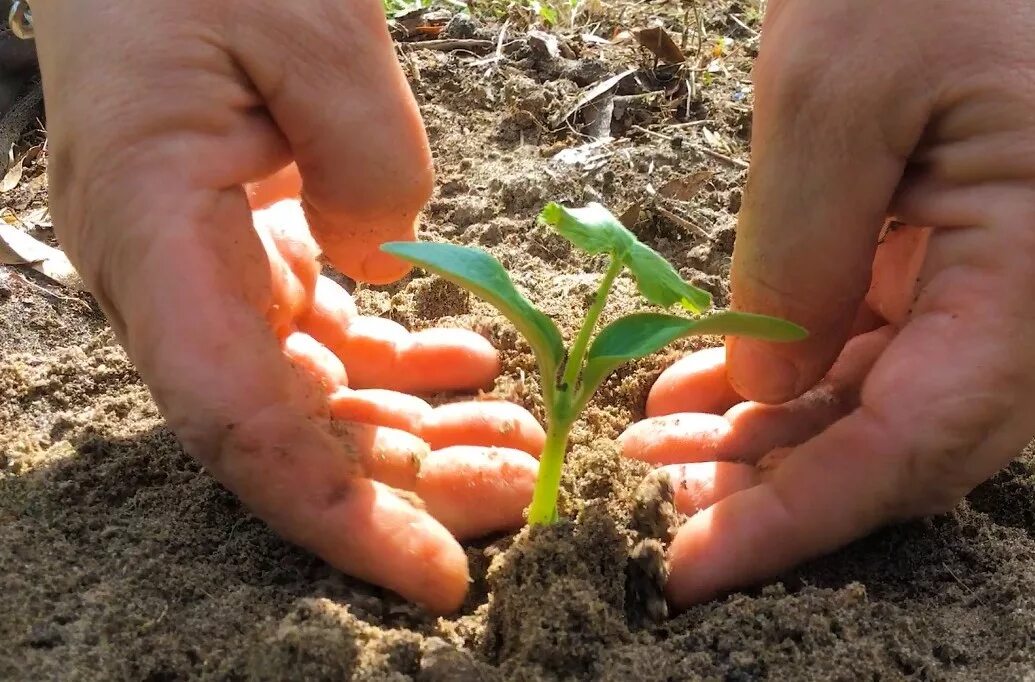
[27,0,547,615]
[620,0,1035,609]
[30,0,1035,616]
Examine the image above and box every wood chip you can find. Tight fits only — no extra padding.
[0,224,86,290]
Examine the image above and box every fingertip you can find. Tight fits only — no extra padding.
[305,206,418,286]
[415,446,538,540]
[355,224,418,285]
[646,347,743,417]
[655,462,760,517]
[618,413,732,466]
[419,401,546,456]
[397,328,501,394]
[283,331,348,393]
[367,482,470,614]
[725,337,804,404]
[664,486,787,609]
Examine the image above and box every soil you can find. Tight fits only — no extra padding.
[4,2,1035,680]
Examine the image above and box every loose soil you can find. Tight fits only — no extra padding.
[4,2,1035,680]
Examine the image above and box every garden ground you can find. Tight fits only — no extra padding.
[3,1,1035,679]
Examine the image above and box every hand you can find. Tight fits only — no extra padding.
[622,0,1035,609]
[31,0,544,614]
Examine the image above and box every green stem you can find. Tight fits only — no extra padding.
[527,418,573,525]
[560,257,623,391]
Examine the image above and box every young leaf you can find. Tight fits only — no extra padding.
[626,242,712,313]
[381,242,565,380]
[540,201,712,313]
[540,202,635,256]
[578,311,808,397]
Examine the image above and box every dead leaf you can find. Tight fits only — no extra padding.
[1,157,24,193]
[550,68,636,128]
[657,171,713,202]
[0,224,86,290]
[23,143,44,164]
[619,203,642,230]
[581,94,615,139]
[701,126,732,153]
[390,7,429,34]
[581,33,611,45]
[611,29,636,44]
[634,26,686,65]
[20,206,52,229]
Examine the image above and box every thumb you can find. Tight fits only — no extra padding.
[727,2,930,403]
[230,0,433,285]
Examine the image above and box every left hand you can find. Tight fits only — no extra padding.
[31,0,544,615]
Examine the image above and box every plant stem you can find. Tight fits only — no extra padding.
[527,418,573,525]
[560,257,623,391]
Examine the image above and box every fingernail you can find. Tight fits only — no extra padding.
[727,340,799,404]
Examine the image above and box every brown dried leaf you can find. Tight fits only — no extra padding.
[634,26,686,65]
[619,203,642,229]
[657,171,713,202]
[1,156,24,193]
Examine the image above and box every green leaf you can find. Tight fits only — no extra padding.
[381,241,565,381]
[626,242,712,313]
[578,311,808,397]
[539,201,712,313]
[532,0,558,24]
[539,202,635,256]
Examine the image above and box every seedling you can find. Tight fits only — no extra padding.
[382,202,807,525]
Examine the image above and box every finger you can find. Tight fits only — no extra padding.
[246,162,302,210]
[252,200,318,337]
[333,319,500,394]
[330,420,429,491]
[646,347,743,417]
[225,409,466,613]
[414,446,538,540]
[618,414,732,466]
[647,463,761,517]
[229,0,433,284]
[397,328,501,393]
[666,208,1035,610]
[329,388,433,435]
[726,4,932,403]
[864,224,932,327]
[120,197,468,614]
[721,326,894,456]
[419,401,546,456]
[298,275,359,350]
[621,327,894,466]
[283,331,349,393]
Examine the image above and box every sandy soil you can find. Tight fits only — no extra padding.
[3,2,1035,679]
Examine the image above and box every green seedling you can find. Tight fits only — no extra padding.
[382,202,807,525]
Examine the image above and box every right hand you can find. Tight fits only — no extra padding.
[31,0,543,614]
[621,0,1035,609]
